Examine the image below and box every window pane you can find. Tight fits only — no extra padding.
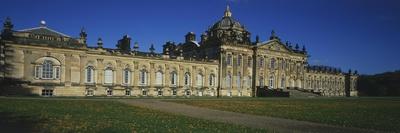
[35,66,41,78]
[140,71,147,85]
[209,74,214,86]
[42,60,53,79]
[104,69,113,84]
[197,74,203,87]
[184,73,190,85]
[156,71,163,85]
[171,72,177,85]
[55,67,60,79]
[86,67,93,83]
[124,70,130,84]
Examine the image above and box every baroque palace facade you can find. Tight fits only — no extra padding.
[0,6,358,97]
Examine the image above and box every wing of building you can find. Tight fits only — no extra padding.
[0,6,358,97]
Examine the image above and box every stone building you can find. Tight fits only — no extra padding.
[0,6,358,97]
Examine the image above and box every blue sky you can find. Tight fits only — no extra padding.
[1,0,399,74]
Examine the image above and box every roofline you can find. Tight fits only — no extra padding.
[17,26,71,38]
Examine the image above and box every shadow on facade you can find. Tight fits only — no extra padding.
[256,86,290,97]
[0,40,34,96]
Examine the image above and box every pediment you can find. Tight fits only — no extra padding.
[18,27,71,37]
[257,40,292,53]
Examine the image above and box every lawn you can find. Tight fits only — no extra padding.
[167,97,400,132]
[0,98,267,133]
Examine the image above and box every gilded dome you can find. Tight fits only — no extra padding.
[204,5,251,45]
[210,5,246,31]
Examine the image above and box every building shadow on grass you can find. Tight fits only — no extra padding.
[0,77,35,96]
[0,112,46,132]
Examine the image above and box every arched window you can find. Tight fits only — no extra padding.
[184,72,190,86]
[269,76,274,88]
[104,67,113,84]
[139,70,147,85]
[259,57,264,67]
[226,74,232,88]
[247,56,252,68]
[237,55,242,66]
[34,57,61,80]
[171,71,178,86]
[123,68,131,85]
[209,74,215,87]
[86,66,94,83]
[270,58,275,69]
[155,71,163,86]
[281,77,285,88]
[196,73,203,87]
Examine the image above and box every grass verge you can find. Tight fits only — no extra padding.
[0,98,267,133]
[167,97,400,132]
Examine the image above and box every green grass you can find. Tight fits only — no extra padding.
[167,97,400,132]
[0,98,267,133]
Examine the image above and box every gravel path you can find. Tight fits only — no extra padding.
[119,99,382,133]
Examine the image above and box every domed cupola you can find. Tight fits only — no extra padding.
[205,5,251,45]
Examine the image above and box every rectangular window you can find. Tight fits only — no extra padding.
[209,75,214,86]
[172,89,177,96]
[247,57,252,68]
[86,90,94,96]
[125,90,131,96]
[155,72,163,85]
[41,89,53,96]
[55,67,60,79]
[227,54,232,66]
[123,70,130,85]
[104,69,113,84]
[157,90,163,96]
[107,89,113,96]
[171,74,175,85]
[259,58,264,67]
[86,68,93,83]
[184,74,190,86]
[196,74,203,87]
[140,71,147,85]
[142,90,147,96]
[42,63,53,79]
[35,66,41,79]
[270,59,275,69]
